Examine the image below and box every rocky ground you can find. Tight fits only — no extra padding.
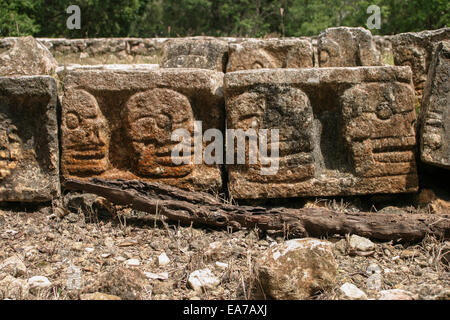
[0,191,449,301]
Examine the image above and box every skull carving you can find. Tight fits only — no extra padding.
[0,113,21,180]
[125,88,194,178]
[341,82,417,178]
[228,87,316,183]
[62,89,109,175]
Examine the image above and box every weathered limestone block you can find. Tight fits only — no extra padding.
[419,41,450,169]
[0,37,15,52]
[256,239,337,300]
[39,38,167,65]
[0,37,58,76]
[391,28,450,101]
[318,27,381,67]
[60,67,224,192]
[374,35,394,65]
[226,38,314,72]
[161,38,229,71]
[225,67,418,199]
[0,76,59,202]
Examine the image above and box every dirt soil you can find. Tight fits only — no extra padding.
[0,192,449,301]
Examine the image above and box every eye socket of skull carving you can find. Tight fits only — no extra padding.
[376,102,393,120]
[65,112,80,130]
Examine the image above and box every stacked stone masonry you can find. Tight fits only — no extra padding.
[59,68,224,193]
[419,41,450,169]
[0,76,59,202]
[225,67,419,199]
[0,26,449,202]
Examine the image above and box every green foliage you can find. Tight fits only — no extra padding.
[1,0,448,38]
[0,0,40,36]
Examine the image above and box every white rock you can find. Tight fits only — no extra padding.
[377,289,417,300]
[256,238,337,300]
[144,272,169,280]
[340,283,368,300]
[66,266,82,290]
[124,259,140,266]
[366,274,383,290]
[114,256,127,262]
[3,229,18,237]
[215,262,229,270]
[24,247,39,261]
[104,237,115,248]
[188,269,220,292]
[0,275,29,299]
[0,256,27,277]
[85,248,95,253]
[158,253,170,266]
[366,263,382,275]
[28,276,52,290]
[349,235,375,252]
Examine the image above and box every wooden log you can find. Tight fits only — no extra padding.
[62,178,450,243]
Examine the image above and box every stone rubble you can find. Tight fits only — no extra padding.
[0,36,57,76]
[339,282,368,300]
[27,276,52,292]
[377,289,418,300]
[188,268,221,293]
[0,256,27,277]
[256,239,337,300]
[349,235,375,253]
[419,40,450,169]
[158,253,170,267]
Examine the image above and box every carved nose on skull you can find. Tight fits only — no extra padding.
[85,125,105,146]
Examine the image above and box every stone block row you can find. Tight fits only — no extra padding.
[0,29,448,203]
[0,65,423,202]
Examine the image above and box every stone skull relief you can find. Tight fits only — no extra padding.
[62,89,110,176]
[227,87,316,183]
[225,67,419,199]
[60,69,224,192]
[124,88,194,178]
[341,82,417,178]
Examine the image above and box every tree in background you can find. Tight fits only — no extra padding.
[0,0,40,36]
[381,0,449,35]
[34,0,141,37]
[0,0,448,38]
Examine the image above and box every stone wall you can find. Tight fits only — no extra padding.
[0,27,448,202]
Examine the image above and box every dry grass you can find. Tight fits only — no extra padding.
[0,194,449,300]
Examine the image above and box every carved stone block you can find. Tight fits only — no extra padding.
[60,67,224,192]
[318,27,381,67]
[161,38,228,72]
[0,37,58,76]
[419,41,450,169]
[226,39,314,72]
[0,76,59,202]
[391,28,450,102]
[225,67,418,199]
